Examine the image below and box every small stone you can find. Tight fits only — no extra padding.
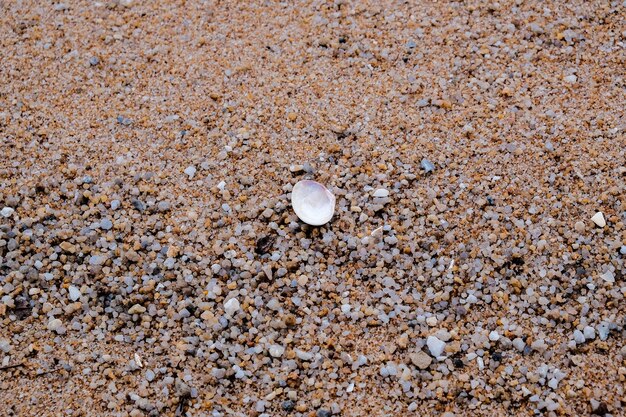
[600,270,615,283]
[563,74,577,83]
[590,400,609,416]
[583,326,596,340]
[110,200,121,210]
[60,241,76,253]
[420,158,435,173]
[372,189,389,198]
[117,115,132,126]
[591,212,606,228]
[47,318,63,332]
[574,221,585,233]
[597,323,610,341]
[409,350,432,369]
[269,345,285,358]
[184,166,197,178]
[489,331,500,342]
[620,246,626,255]
[145,369,155,382]
[157,201,171,212]
[316,409,332,417]
[223,298,240,316]
[281,400,295,411]
[426,335,446,357]
[512,338,526,352]
[100,218,113,230]
[573,330,585,344]
[1,207,14,218]
[0,339,11,353]
[68,286,81,301]
[548,378,559,389]
[129,304,146,314]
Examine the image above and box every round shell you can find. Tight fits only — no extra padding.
[291,180,336,226]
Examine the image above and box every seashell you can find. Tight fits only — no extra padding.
[291,180,336,226]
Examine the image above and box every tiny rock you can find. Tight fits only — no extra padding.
[409,350,432,369]
[426,335,446,357]
[224,298,240,316]
[1,207,15,218]
[129,304,146,314]
[372,189,389,198]
[591,212,606,228]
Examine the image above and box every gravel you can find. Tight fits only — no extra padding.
[0,1,624,416]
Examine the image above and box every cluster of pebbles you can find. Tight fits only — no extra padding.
[1,0,625,416]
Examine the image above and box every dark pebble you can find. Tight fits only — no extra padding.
[281,400,295,411]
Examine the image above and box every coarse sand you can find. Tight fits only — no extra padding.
[1,0,625,416]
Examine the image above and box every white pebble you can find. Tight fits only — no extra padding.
[573,330,585,344]
[597,323,610,341]
[47,318,63,333]
[426,335,446,357]
[1,207,14,218]
[269,345,285,358]
[583,326,595,340]
[224,298,240,316]
[591,212,606,228]
[563,74,577,83]
[184,165,197,178]
[372,189,389,198]
[601,270,615,283]
[68,286,81,301]
[488,331,500,342]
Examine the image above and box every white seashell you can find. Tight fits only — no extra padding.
[291,180,336,226]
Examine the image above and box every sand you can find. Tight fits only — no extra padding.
[1,0,625,416]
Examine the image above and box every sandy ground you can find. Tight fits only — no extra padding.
[1,0,625,416]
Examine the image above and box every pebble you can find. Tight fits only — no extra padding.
[110,200,120,210]
[1,207,15,218]
[0,339,12,353]
[488,331,500,342]
[563,74,577,83]
[117,116,132,126]
[128,304,146,314]
[47,318,64,334]
[573,330,585,344]
[372,189,389,198]
[281,400,295,411]
[68,286,81,301]
[583,326,596,340]
[600,270,615,283]
[100,218,113,230]
[574,221,585,233]
[597,323,610,341]
[420,158,435,173]
[426,336,446,357]
[409,350,432,369]
[620,246,626,255]
[269,345,285,358]
[512,338,526,352]
[145,369,155,382]
[223,298,240,316]
[591,212,606,228]
[184,165,197,178]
